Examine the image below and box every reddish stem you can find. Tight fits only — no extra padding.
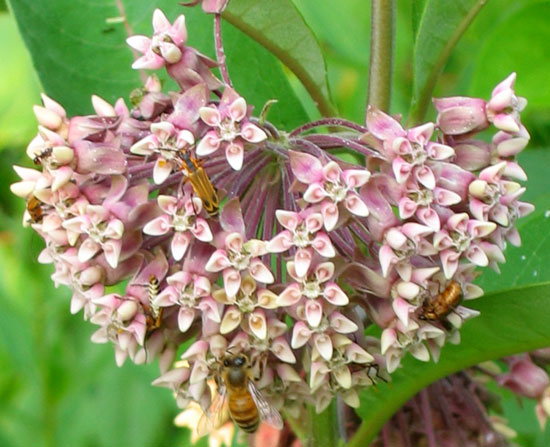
[214,14,232,87]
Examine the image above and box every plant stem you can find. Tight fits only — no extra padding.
[306,403,339,447]
[283,411,308,441]
[289,118,367,137]
[214,14,232,86]
[366,0,396,117]
[114,0,147,84]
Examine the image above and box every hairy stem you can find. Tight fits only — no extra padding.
[214,14,232,86]
[367,0,396,117]
[114,0,147,84]
[304,134,378,157]
[289,118,367,137]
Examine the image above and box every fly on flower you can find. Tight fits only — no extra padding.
[197,352,283,436]
[177,150,219,216]
[419,280,463,321]
[26,195,45,224]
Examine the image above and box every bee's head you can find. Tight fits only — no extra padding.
[222,353,249,369]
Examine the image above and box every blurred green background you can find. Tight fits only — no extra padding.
[1,0,550,446]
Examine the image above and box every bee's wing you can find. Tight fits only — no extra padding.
[196,384,229,437]
[247,380,283,430]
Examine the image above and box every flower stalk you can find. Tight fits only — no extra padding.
[367,0,396,116]
[214,14,232,86]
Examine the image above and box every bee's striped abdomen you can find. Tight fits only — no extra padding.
[228,390,260,433]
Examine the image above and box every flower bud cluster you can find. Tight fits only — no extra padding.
[494,353,550,429]
[11,8,533,426]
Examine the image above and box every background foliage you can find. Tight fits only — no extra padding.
[1,0,549,445]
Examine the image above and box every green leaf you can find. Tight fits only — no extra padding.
[477,210,550,293]
[7,0,308,128]
[222,20,309,129]
[408,0,488,125]
[469,3,550,110]
[411,0,427,39]
[0,13,40,149]
[349,282,550,446]
[222,0,335,117]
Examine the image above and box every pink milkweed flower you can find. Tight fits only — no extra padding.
[127,10,221,91]
[246,319,296,364]
[127,9,188,69]
[229,324,296,368]
[308,335,374,390]
[202,0,230,13]
[90,293,147,366]
[130,121,195,184]
[213,275,278,340]
[32,93,68,134]
[152,364,192,404]
[379,223,437,279]
[381,318,445,372]
[26,126,74,170]
[196,87,267,170]
[433,96,489,136]
[289,151,370,231]
[278,261,349,312]
[486,73,527,134]
[206,232,274,298]
[52,248,105,318]
[181,336,228,395]
[267,210,336,277]
[497,355,550,400]
[468,161,534,248]
[143,195,213,261]
[63,205,125,268]
[492,126,530,160]
[366,106,455,188]
[433,213,498,278]
[154,271,220,333]
[291,307,360,355]
[182,0,230,14]
[397,179,462,231]
[167,83,209,131]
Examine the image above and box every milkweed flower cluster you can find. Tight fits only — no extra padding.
[11,6,533,432]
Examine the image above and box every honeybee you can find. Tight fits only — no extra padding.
[26,195,45,224]
[198,353,283,436]
[177,151,219,216]
[145,275,162,332]
[419,280,463,321]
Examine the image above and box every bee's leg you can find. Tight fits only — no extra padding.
[154,308,163,328]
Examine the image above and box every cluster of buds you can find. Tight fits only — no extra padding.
[11,6,533,434]
[489,351,550,429]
